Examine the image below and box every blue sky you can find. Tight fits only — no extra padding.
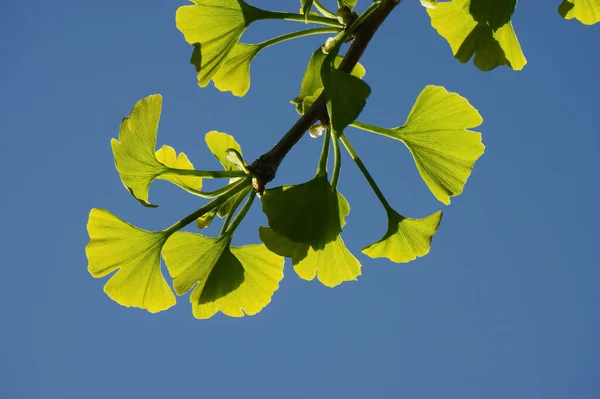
[1,0,599,398]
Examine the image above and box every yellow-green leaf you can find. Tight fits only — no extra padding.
[162,232,284,319]
[205,131,246,217]
[155,145,202,193]
[211,43,261,97]
[260,227,361,288]
[111,95,201,207]
[355,86,485,205]
[559,0,600,25]
[86,209,175,313]
[178,0,265,88]
[362,210,442,263]
[427,0,526,71]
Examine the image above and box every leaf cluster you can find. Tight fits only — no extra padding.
[86,0,598,318]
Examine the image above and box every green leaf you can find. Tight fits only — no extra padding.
[86,209,175,313]
[559,0,600,25]
[196,210,216,229]
[205,131,247,217]
[362,210,442,263]
[292,48,366,115]
[210,43,261,97]
[261,176,342,249]
[355,85,484,205]
[427,0,526,71]
[260,227,361,287]
[177,0,266,88]
[162,233,284,319]
[323,68,371,133]
[111,95,202,207]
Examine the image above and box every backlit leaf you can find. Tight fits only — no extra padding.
[559,0,600,25]
[177,0,267,88]
[162,232,284,319]
[356,86,484,205]
[262,176,342,249]
[427,0,526,71]
[111,95,202,207]
[292,48,366,115]
[260,227,361,288]
[86,209,175,313]
[259,188,359,287]
[323,67,371,132]
[205,131,246,217]
[212,43,261,97]
[155,145,202,193]
[363,210,442,263]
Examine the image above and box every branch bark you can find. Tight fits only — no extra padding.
[250,0,401,190]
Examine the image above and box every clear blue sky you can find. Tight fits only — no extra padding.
[1,1,599,398]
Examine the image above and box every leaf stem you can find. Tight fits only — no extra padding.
[316,128,332,177]
[350,120,391,136]
[262,10,343,27]
[184,179,246,199]
[258,27,341,50]
[226,190,256,235]
[331,128,341,189]
[219,187,251,236]
[339,133,392,212]
[313,0,337,19]
[164,178,250,236]
[166,168,247,179]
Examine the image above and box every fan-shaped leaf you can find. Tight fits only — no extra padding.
[262,176,342,250]
[260,227,361,287]
[111,95,202,206]
[362,210,442,263]
[177,0,266,88]
[427,0,526,71]
[86,209,175,313]
[355,86,484,205]
[211,43,261,97]
[559,0,600,25]
[162,232,284,319]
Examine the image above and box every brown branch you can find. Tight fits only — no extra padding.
[250,0,401,190]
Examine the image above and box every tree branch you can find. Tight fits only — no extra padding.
[250,0,401,190]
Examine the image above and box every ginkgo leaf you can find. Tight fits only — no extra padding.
[177,0,268,88]
[260,227,361,287]
[354,85,484,205]
[324,68,371,132]
[155,145,202,193]
[211,43,261,97]
[111,95,202,207]
[559,0,600,25]
[292,48,366,115]
[427,0,527,71]
[86,209,175,313]
[205,131,247,217]
[262,176,342,250]
[362,210,442,263]
[162,232,284,319]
